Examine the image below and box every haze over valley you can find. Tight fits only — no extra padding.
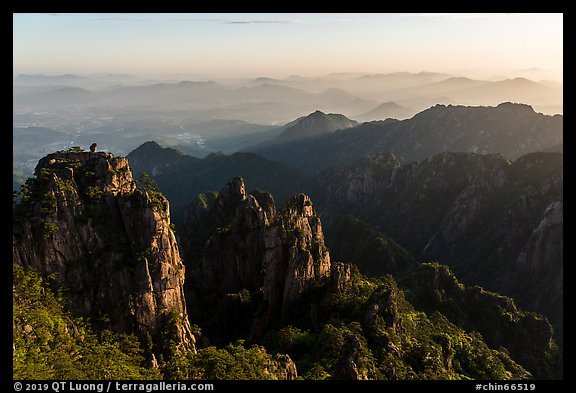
[13,13,563,382]
[13,70,563,183]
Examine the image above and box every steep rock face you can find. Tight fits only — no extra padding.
[314,151,562,332]
[13,151,194,355]
[180,177,331,342]
[317,150,512,252]
[330,262,352,292]
[512,199,562,328]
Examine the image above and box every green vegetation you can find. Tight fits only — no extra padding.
[136,172,167,211]
[41,222,59,240]
[13,176,58,221]
[13,264,293,380]
[164,341,291,380]
[55,177,76,194]
[400,262,561,379]
[13,264,160,379]
[85,186,104,203]
[11,253,542,380]
[56,146,84,153]
[264,272,530,380]
[136,172,158,192]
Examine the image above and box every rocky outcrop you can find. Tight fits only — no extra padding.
[363,285,403,334]
[335,334,364,380]
[180,177,331,341]
[315,151,563,335]
[330,262,352,292]
[13,151,195,356]
[280,356,298,380]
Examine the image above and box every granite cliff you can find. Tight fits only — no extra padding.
[180,177,332,342]
[13,151,195,359]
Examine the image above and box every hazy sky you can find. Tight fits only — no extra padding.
[13,13,563,80]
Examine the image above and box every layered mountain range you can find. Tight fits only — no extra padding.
[247,103,562,174]
[13,101,563,380]
[13,72,562,182]
[125,105,563,336]
[127,103,562,222]
[13,72,562,119]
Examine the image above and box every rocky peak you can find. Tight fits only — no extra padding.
[418,102,537,119]
[13,151,195,357]
[363,284,402,334]
[205,151,226,159]
[182,178,332,341]
[274,111,358,143]
[219,176,247,204]
[496,101,536,114]
[509,152,563,183]
[35,151,135,195]
[283,193,314,218]
[251,188,277,221]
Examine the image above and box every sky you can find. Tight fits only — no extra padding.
[13,13,563,80]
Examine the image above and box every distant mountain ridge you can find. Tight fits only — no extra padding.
[353,101,413,121]
[246,103,563,174]
[14,73,90,84]
[273,110,358,143]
